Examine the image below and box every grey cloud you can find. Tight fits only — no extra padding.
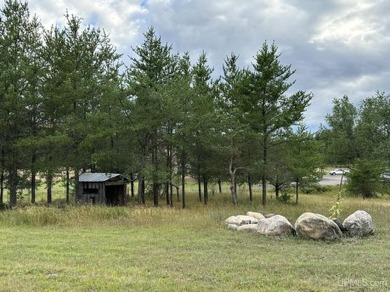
[25,0,390,131]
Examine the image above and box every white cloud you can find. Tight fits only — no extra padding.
[12,0,390,130]
[28,0,147,52]
[309,1,383,49]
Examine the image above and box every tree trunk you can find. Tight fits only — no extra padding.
[262,137,268,206]
[203,176,208,205]
[0,169,3,205]
[137,174,145,205]
[275,176,280,198]
[169,183,173,207]
[152,144,159,207]
[165,182,170,205]
[66,168,70,204]
[141,179,145,204]
[197,174,202,202]
[181,170,186,209]
[130,172,134,197]
[0,148,3,205]
[229,159,238,205]
[153,182,159,207]
[31,153,37,204]
[167,129,174,207]
[218,179,222,193]
[261,174,267,206]
[47,172,52,204]
[295,178,299,205]
[181,152,186,208]
[248,175,253,202]
[230,176,237,205]
[9,165,18,208]
[275,183,280,198]
[74,168,80,203]
[31,172,36,204]
[166,142,171,205]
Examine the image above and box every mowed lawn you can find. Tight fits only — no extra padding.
[0,190,389,291]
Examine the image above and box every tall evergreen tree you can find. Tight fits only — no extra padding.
[42,12,121,202]
[217,53,258,205]
[124,27,179,206]
[239,42,312,206]
[0,0,43,206]
[189,52,217,205]
[170,53,193,208]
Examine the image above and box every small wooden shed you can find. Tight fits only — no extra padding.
[77,173,129,205]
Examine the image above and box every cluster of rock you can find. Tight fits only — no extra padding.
[226,210,374,240]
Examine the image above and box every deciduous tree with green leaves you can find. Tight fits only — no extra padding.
[355,92,390,163]
[322,95,357,166]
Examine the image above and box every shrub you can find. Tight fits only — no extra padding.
[347,159,385,198]
[277,192,292,203]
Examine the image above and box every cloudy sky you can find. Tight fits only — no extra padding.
[23,0,390,131]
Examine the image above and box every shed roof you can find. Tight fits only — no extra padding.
[79,173,124,183]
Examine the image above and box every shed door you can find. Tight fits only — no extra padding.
[105,185,125,205]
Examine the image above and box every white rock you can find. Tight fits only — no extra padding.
[225,215,259,226]
[237,224,259,232]
[227,224,239,230]
[257,215,295,236]
[343,210,374,237]
[246,211,265,220]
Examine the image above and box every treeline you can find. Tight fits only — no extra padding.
[319,94,390,197]
[1,1,387,208]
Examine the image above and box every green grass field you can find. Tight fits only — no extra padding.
[1,188,389,291]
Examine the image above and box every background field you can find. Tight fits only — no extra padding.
[1,188,389,291]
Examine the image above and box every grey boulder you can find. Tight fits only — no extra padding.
[343,210,374,237]
[257,215,295,236]
[295,212,342,240]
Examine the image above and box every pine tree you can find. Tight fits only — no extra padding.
[124,27,180,206]
[239,42,312,206]
[0,0,43,206]
[189,52,217,205]
[217,53,257,205]
[42,12,121,202]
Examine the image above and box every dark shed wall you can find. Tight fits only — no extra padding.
[80,182,106,204]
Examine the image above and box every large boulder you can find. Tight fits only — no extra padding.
[227,224,239,230]
[295,212,342,240]
[237,224,259,232]
[225,215,259,226]
[257,215,295,236]
[246,211,265,220]
[264,213,276,218]
[343,210,374,237]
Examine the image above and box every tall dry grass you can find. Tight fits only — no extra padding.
[1,186,389,230]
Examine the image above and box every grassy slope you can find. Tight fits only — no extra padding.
[0,190,389,291]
